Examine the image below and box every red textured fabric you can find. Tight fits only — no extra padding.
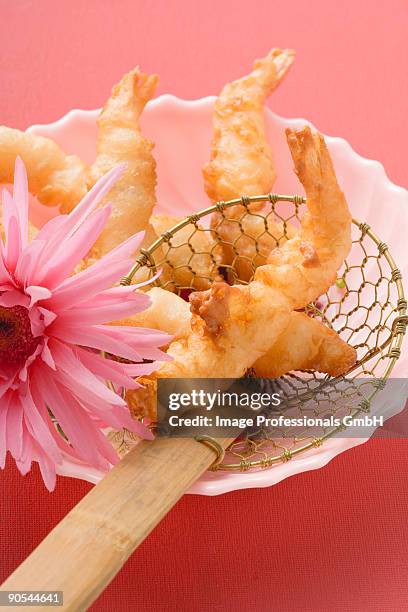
[0,2,407,610]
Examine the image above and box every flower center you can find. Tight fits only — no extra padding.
[0,305,40,364]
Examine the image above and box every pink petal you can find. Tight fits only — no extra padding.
[13,157,29,249]
[18,344,43,382]
[35,368,112,469]
[50,340,127,406]
[0,289,29,308]
[15,420,33,476]
[37,205,112,288]
[6,393,23,460]
[55,367,127,418]
[35,215,68,243]
[47,230,145,310]
[4,214,21,272]
[45,258,134,312]
[30,373,87,462]
[2,187,20,252]
[28,308,46,337]
[38,307,57,327]
[1,188,14,239]
[56,383,120,468]
[14,240,46,288]
[0,370,18,401]
[97,326,173,361]
[0,394,10,469]
[74,346,139,390]
[35,443,57,491]
[0,249,11,285]
[25,285,52,305]
[44,357,152,439]
[60,164,124,239]
[24,432,57,491]
[50,325,147,363]
[56,291,150,326]
[36,165,124,269]
[63,284,151,311]
[121,361,162,377]
[22,390,62,464]
[41,339,56,369]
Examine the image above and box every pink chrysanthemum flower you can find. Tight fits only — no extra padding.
[0,159,171,490]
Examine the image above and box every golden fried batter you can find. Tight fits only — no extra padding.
[127,127,354,419]
[115,287,191,340]
[126,280,292,418]
[0,127,90,212]
[203,48,295,204]
[0,67,158,262]
[211,206,297,282]
[90,68,159,256]
[150,213,222,290]
[253,312,356,377]
[256,126,352,309]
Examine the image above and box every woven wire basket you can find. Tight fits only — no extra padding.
[118,194,407,472]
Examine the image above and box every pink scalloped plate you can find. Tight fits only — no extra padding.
[27,95,408,495]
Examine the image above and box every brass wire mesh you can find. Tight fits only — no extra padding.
[119,194,407,472]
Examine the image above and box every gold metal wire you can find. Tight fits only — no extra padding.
[117,194,406,472]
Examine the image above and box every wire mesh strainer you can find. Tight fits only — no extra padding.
[117,194,407,471]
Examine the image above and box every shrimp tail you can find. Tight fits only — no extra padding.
[96,68,158,131]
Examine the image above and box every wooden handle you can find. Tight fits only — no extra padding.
[1,436,233,611]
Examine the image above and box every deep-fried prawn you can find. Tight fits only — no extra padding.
[256,126,352,309]
[120,285,355,379]
[203,48,295,204]
[127,127,353,418]
[211,206,296,282]
[115,287,191,340]
[126,281,292,418]
[150,214,222,290]
[205,48,295,277]
[1,67,158,262]
[90,68,158,256]
[0,127,90,211]
[253,312,356,377]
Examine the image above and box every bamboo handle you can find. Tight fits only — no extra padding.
[1,436,234,611]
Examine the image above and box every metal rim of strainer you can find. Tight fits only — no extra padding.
[118,194,407,472]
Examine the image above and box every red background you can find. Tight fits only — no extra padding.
[1,1,407,610]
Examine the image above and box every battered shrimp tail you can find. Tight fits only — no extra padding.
[246,47,296,98]
[203,48,295,203]
[97,68,158,130]
[90,67,159,256]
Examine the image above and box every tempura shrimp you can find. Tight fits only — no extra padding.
[0,127,90,212]
[126,281,292,418]
[150,214,222,290]
[255,126,352,309]
[115,287,191,340]
[0,67,158,261]
[253,312,356,378]
[203,48,295,204]
[119,286,355,380]
[126,127,353,418]
[211,206,297,282]
[90,68,158,256]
